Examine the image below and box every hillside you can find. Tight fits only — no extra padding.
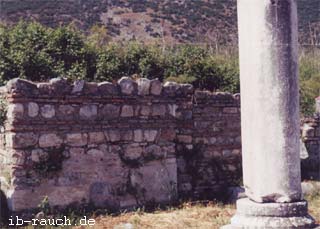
[0,0,319,45]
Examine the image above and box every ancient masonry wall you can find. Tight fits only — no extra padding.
[0,77,241,213]
[301,117,320,180]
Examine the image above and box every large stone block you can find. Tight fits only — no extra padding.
[118,77,137,95]
[150,79,162,95]
[130,159,177,203]
[121,105,134,117]
[27,102,39,118]
[80,104,98,119]
[6,133,38,149]
[40,105,55,119]
[39,133,63,148]
[65,133,88,146]
[7,103,24,120]
[137,78,151,95]
[98,82,119,95]
[101,104,120,119]
[88,132,105,144]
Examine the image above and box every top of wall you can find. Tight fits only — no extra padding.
[2,77,240,102]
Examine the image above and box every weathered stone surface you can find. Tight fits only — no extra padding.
[39,133,63,148]
[177,135,192,144]
[58,105,75,119]
[133,130,143,142]
[105,130,121,142]
[49,78,72,94]
[168,104,178,117]
[41,105,55,118]
[87,149,104,159]
[130,159,177,203]
[27,102,39,118]
[137,78,151,95]
[83,82,98,95]
[6,78,38,95]
[118,77,137,95]
[150,79,162,95]
[98,82,119,95]
[31,149,48,163]
[121,130,133,141]
[140,105,151,116]
[123,145,143,160]
[71,80,85,94]
[145,145,162,158]
[7,133,38,149]
[80,104,98,119]
[152,105,166,116]
[88,132,105,144]
[144,130,158,142]
[121,105,134,117]
[163,81,180,96]
[180,84,194,95]
[101,104,120,119]
[160,129,176,141]
[7,103,24,120]
[65,133,88,146]
[224,198,315,229]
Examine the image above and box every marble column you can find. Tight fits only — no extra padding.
[223,0,316,228]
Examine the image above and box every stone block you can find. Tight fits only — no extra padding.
[7,133,38,149]
[121,130,133,141]
[7,103,24,120]
[160,128,176,141]
[87,149,104,159]
[58,105,76,119]
[6,78,38,95]
[39,133,63,148]
[177,135,192,144]
[145,145,162,158]
[118,77,137,95]
[150,79,162,95]
[144,130,158,142]
[71,80,85,94]
[152,105,166,116]
[89,132,105,144]
[65,133,88,146]
[31,149,48,162]
[130,159,177,203]
[163,81,180,96]
[137,78,151,95]
[180,84,194,95]
[101,104,120,119]
[105,130,121,142]
[140,105,151,116]
[41,105,55,118]
[49,78,72,94]
[134,130,143,142]
[124,145,143,160]
[27,102,39,118]
[80,104,98,119]
[98,82,119,95]
[121,105,134,117]
[83,82,98,95]
[168,104,179,117]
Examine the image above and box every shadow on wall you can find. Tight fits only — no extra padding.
[0,189,9,226]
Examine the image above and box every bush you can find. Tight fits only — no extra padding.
[0,22,319,116]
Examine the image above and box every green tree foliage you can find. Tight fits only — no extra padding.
[0,22,319,116]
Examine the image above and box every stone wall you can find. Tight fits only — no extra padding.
[301,117,320,180]
[0,77,241,213]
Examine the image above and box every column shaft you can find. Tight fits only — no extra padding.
[238,0,301,203]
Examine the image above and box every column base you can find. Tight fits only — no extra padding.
[222,198,316,229]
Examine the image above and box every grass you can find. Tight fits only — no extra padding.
[20,182,320,228]
[72,192,320,229]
